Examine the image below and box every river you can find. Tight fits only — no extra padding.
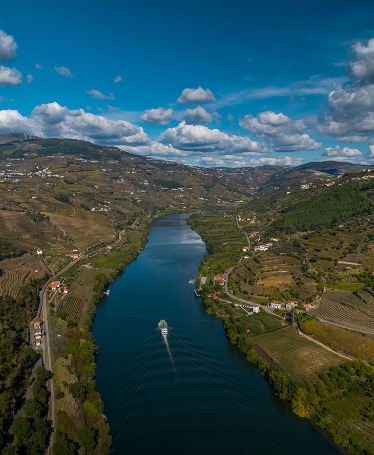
[93,213,342,455]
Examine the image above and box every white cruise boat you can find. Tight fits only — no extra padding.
[158,319,168,337]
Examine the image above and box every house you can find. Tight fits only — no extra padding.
[213,274,226,286]
[270,301,284,310]
[210,293,222,301]
[242,246,249,252]
[285,301,298,310]
[255,244,268,252]
[252,306,260,313]
[68,253,79,260]
[30,317,43,329]
[50,281,60,290]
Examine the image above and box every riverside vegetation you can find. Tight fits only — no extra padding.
[188,172,374,455]
[0,133,374,453]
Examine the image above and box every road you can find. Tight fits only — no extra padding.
[39,255,82,453]
[224,267,282,317]
[40,275,55,453]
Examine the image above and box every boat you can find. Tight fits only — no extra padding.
[158,319,168,337]
[104,290,110,295]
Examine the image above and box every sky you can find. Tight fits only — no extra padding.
[1,0,374,168]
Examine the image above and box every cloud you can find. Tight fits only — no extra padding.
[317,37,374,141]
[0,30,17,61]
[35,64,42,69]
[248,156,305,167]
[123,142,189,162]
[0,66,22,86]
[322,145,362,157]
[317,83,374,139]
[0,102,150,147]
[86,89,115,100]
[177,87,216,104]
[27,74,33,84]
[141,107,174,125]
[159,121,263,154]
[214,77,347,109]
[114,75,122,84]
[367,145,374,158]
[240,111,321,152]
[183,106,212,125]
[0,109,31,132]
[195,155,247,168]
[349,38,374,83]
[54,66,72,77]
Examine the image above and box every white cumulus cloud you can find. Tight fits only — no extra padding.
[0,109,30,132]
[86,89,115,100]
[54,66,72,77]
[183,106,212,125]
[349,38,374,82]
[322,146,362,157]
[249,156,304,167]
[114,75,122,84]
[318,38,374,141]
[0,102,150,148]
[240,111,321,152]
[141,107,174,125]
[177,87,216,104]
[0,66,22,86]
[0,30,17,61]
[195,155,247,168]
[159,121,263,154]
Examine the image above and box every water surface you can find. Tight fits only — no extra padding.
[93,213,342,454]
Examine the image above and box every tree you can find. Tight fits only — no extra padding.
[12,417,32,445]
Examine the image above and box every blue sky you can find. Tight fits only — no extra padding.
[1,0,374,167]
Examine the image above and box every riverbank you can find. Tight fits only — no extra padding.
[189,211,374,455]
[48,222,150,453]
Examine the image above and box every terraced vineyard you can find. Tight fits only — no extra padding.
[61,267,98,325]
[0,254,48,297]
[231,254,317,304]
[60,266,112,326]
[308,288,374,333]
[253,326,345,380]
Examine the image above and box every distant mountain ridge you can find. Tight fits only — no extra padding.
[0,133,370,197]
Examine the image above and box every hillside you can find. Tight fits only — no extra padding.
[1,133,373,455]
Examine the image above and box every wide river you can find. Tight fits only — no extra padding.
[93,213,342,455]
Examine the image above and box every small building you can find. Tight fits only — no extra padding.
[210,293,222,301]
[50,281,60,290]
[252,306,260,313]
[68,253,79,260]
[30,317,43,329]
[270,301,283,310]
[213,274,226,286]
[285,301,298,310]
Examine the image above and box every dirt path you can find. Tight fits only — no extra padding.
[296,325,353,361]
